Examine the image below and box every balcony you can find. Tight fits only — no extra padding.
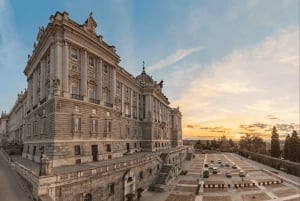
[104,102,113,108]
[125,114,131,118]
[89,98,100,104]
[71,94,84,100]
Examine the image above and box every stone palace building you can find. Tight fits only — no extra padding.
[0,11,191,201]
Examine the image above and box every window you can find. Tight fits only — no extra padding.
[104,120,111,133]
[74,145,81,155]
[33,122,37,135]
[126,127,130,137]
[91,119,98,132]
[88,88,96,99]
[125,104,129,116]
[71,84,79,95]
[33,146,36,155]
[139,171,143,180]
[149,168,152,175]
[73,117,81,132]
[27,146,30,153]
[71,48,78,59]
[88,56,94,66]
[109,183,115,194]
[104,65,108,73]
[106,144,111,152]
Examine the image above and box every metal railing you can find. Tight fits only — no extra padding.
[71,94,84,100]
[89,98,100,104]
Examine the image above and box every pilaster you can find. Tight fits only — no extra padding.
[54,41,63,96]
[49,44,55,99]
[32,70,37,106]
[62,41,69,96]
[81,49,88,99]
[96,59,103,102]
[40,60,46,100]
[121,83,124,116]
[111,67,116,106]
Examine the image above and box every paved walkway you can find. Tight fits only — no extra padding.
[143,153,300,201]
[0,151,32,201]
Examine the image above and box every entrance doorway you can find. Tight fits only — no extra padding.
[91,145,98,162]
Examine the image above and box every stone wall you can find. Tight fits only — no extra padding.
[239,150,300,177]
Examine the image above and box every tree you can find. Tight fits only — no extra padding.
[283,134,290,160]
[239,133,252,151]
[194,140,203,150]
[289,130,300,162]
[251,136,266,154]
[271,126,280,158]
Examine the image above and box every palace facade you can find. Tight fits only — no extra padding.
[0,11,189,201]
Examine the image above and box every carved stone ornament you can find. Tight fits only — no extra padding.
[36,26,45,42]
[84,12,97,34]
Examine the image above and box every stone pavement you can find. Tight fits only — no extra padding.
[0,151,33,201]
[143,153,300,201]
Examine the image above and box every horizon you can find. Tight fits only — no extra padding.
[0,0,299,140]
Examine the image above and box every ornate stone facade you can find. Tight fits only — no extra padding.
[21,11,183,167]
[2,11,188,201]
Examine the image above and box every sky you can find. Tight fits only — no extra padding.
[0,0,299,140]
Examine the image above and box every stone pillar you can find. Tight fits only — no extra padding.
[40,60,46,100]
[130,89,133,117]
[81,49,87,98]
[111,67,116,105]
[136,93,139,120]
[28,78,33,109]
[121,84,124,116]
[32,71,37,106]
[54,41,62,95]
[62,41,69,96]
[49,44,55,99]
[96,59,102,100]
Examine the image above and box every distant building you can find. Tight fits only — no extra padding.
[1,11,189,201]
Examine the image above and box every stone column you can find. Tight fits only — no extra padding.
[40,60,46,100]
[81,49,87,99]
[28,78,33,109]
[62,41,69,96]
[54,41,63,95]
[49,44,55,99]
[96,59,102,100]
[136,93,139,120]
[121,84,124,116]
[111,67,116,106]
[130,89,133,117]
[32,71,37,106]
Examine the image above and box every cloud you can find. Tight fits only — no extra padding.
[147,46,204,72]
[170,27,298,134]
